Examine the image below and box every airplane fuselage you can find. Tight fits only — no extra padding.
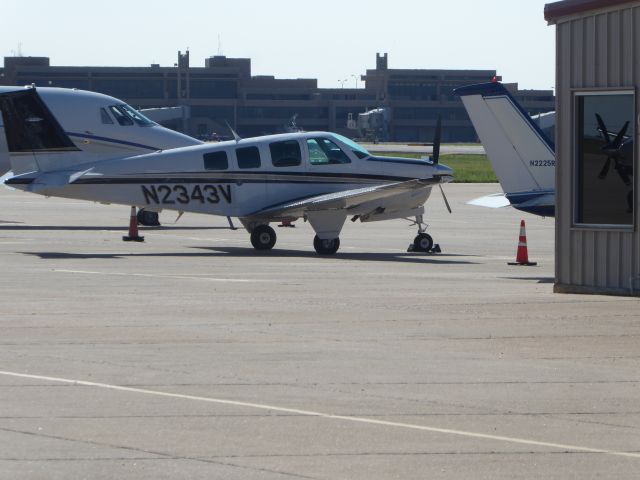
[8,132,447,219]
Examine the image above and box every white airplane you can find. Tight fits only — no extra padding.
[1,86,453,255]
[0,85,202,225]
[454,82,556,217]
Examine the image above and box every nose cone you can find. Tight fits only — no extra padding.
[435,163,454,181]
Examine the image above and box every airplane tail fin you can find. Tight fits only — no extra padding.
[0,88,79,176]
[0,108,9,176]
[454,82,555,196]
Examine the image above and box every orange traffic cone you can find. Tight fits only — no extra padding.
[123,206,144,242]
[508,219,536,266]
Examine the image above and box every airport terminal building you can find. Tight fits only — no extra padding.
[0,52,554,142]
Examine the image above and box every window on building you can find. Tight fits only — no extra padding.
[575,91,634,226]
[203,151,228,170]
[307,138,351,165]
[270,140,301,167]
[236,146,261,169]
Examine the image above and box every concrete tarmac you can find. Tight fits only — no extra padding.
[0,184,639,479]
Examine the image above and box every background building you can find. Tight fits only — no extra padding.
[0,52,554,142]
[547,0,640,295]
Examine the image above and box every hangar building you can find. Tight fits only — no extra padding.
[546,0,640,295]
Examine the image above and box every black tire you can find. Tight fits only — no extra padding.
[313,235,340,255]
[137,209,160,226]
[250,225,277,250]
[413,233,433,252]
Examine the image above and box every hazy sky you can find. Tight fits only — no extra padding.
[2,0,556,90]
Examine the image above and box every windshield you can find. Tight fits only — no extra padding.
[331,133,370,159]
[110,104,156,127]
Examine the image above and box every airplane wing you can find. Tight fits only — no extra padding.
[245,177,445,220]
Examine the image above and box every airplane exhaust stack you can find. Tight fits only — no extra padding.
[123,206,145,242]
[508,219,537,266]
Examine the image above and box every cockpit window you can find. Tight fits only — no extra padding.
[120,104,156,126]
[331,133,370,159]
[108,105,134,126]
[307,138,351,165]
[108,104,156,127]
[100,108,114,124]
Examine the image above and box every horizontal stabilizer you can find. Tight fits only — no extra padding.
[0,170,15,190]
[6,168,93,193]
[467,193,511,208]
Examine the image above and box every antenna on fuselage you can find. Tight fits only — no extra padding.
[225,120,242,143]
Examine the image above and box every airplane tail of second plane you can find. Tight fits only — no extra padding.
[0,88,80,177]
[455,82,556,216]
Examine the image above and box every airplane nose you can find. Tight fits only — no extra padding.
[435,163,453,176]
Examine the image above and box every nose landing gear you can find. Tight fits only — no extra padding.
[407,214,441,253]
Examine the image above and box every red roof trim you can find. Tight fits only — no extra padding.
[545,0,638,21]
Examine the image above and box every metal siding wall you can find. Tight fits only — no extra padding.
[556,21,573,285]
[556,5,640,293]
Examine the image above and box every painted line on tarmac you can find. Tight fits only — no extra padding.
[51,269,272,283]
[1,370,639,460]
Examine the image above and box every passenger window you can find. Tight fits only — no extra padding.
[108,105,134,126]
[236,146,261,169]
[203,151,228,170]
[100,108,114,124]
[307,138,351,165]
[270,140,301,167]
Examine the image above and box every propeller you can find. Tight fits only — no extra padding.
[439,184,452,213]
[431,116,441,165]
[429,116,451,213]
[595,113,630,183]
[225,120,242,143]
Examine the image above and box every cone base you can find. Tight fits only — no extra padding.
[507,261,537,266]
[123,235,145,242]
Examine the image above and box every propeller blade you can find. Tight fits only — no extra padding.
[598,157,612,179]
[225,120,242,143]
[595,113,611,144]
[438,184,452,214]
[431,116,441,165]
[612,121,630,149]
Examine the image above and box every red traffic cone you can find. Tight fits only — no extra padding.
[123,206,144,242]
[508,219,536,266]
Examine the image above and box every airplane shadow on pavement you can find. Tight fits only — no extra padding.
[19,246,479,265]
[0,225,228,231]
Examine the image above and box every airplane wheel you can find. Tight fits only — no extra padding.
[313,235,340,255]
[137,209,160,226]
[251,225,277,250]
[413,233,433,252]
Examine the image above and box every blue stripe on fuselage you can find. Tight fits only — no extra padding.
[67,132,158,151]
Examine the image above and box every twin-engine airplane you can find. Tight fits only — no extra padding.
[1,86,453,255]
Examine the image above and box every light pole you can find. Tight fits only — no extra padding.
[351,74,359,89]
[338,79,347,88]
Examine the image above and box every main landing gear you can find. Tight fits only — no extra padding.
[250,224,277,250]
[248,224,341,255]
[313,235,340,255]
[407,214,441,253]
[137,208,160,227]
